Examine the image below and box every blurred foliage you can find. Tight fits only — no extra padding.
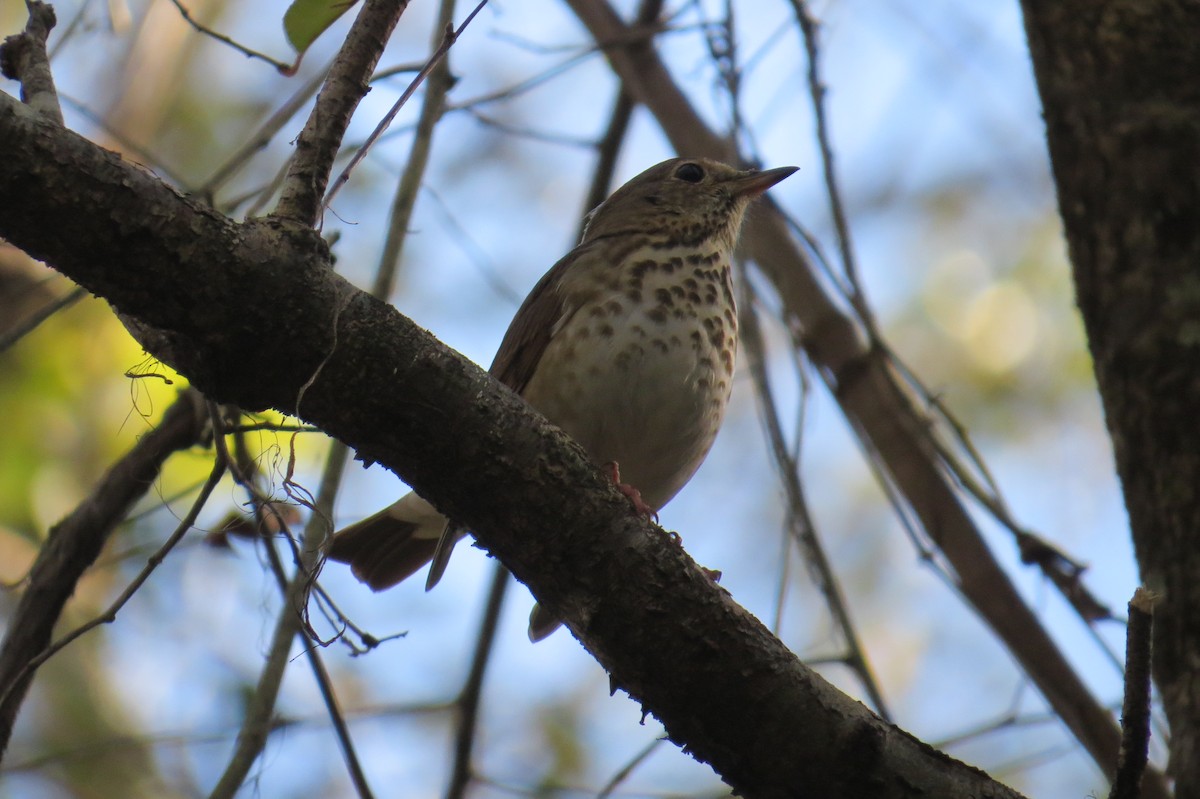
[0,258,187,541]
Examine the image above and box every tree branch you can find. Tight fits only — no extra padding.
[0,1,63,125]
[0,388,208,756]
[0,89,1032,796]
[1110,588,1156,799]
[274,0,410,226]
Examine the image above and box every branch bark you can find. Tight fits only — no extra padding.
[0,89,1025,798]
[1023,0,1200,791]
[274,0,409,225]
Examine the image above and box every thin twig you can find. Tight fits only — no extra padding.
[0,286,85,354]
[0,389,208,757]
[0,445,224,711]
[1109,588,1156,799]
[274,0,415,226]
[595,738,663,798]
[448,49,595,111]
[444,20,700,116]
[463,108,595,148]
[56,93,192,189]
[165,0,293,73]
[200,57,335,200]
[788,0,868,324]
[322,0,489,216]
[445,563,510,799]
[738,273,891,721]
[896,361,1116,626]
[577,0,664,236]
[0,1,64,124]
[422,187,524,304]
[297,444,374,795]
[368,0,459,301]
[259,443,376,798]
[206,404,361,798]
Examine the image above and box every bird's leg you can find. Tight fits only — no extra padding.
[605,461,658,521]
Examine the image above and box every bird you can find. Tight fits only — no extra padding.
[327,156,798,640]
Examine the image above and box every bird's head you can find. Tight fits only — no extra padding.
[581,157,798,251]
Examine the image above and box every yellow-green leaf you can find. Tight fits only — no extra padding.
[283,0,358,56]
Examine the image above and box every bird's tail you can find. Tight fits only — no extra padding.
[326,493,448,590]
[329,492,566,641]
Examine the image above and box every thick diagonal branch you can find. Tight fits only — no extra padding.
[0,90,1025,798]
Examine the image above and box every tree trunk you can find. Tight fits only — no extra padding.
[1023,0,1200,791]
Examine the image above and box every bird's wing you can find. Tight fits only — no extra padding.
[489,245,594,393]
[422,247,595,590]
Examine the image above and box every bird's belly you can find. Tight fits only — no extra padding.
[522,300,734,511]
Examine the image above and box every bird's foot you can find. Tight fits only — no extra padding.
[605,461,658,521]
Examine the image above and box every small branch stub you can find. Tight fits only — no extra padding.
[0,1,64,125]
[1110,586,1158,799]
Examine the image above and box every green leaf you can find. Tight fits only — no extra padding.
[283,0,359,56]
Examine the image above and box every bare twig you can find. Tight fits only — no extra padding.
[200,58,334,200]
[274,0,414,227]
[0,285,84,354]
[0,0,64,124]
[321,0,489,216]
[165,0,293,73]
[596,738,663,798]
[290,451,372,793]
[463,108,595,147]
[368,0,459,300]
[0,442,224,708]
[448,49,595,111]
[1109,588,1156,799]
[0,389,208,758]
[55,93,192,188]
[422,187,524,304]
[445,564,510,799]
[261,442,376,798]
[577,0,665,235]
[788,0,867,324]
[206,404,365,798]
[739,274,891,721]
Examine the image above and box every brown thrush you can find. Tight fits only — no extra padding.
[327,157,797,640]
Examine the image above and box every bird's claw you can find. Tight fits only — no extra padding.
[606,461,658,521]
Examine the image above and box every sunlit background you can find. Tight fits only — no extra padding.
[0,1,1142,797]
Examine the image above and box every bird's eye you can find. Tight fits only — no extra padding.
[674,163,705,183]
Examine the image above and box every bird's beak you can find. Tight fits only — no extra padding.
[729,165,799,198]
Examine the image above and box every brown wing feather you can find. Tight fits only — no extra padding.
[489,247,585,393]
[326,510,439,590]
